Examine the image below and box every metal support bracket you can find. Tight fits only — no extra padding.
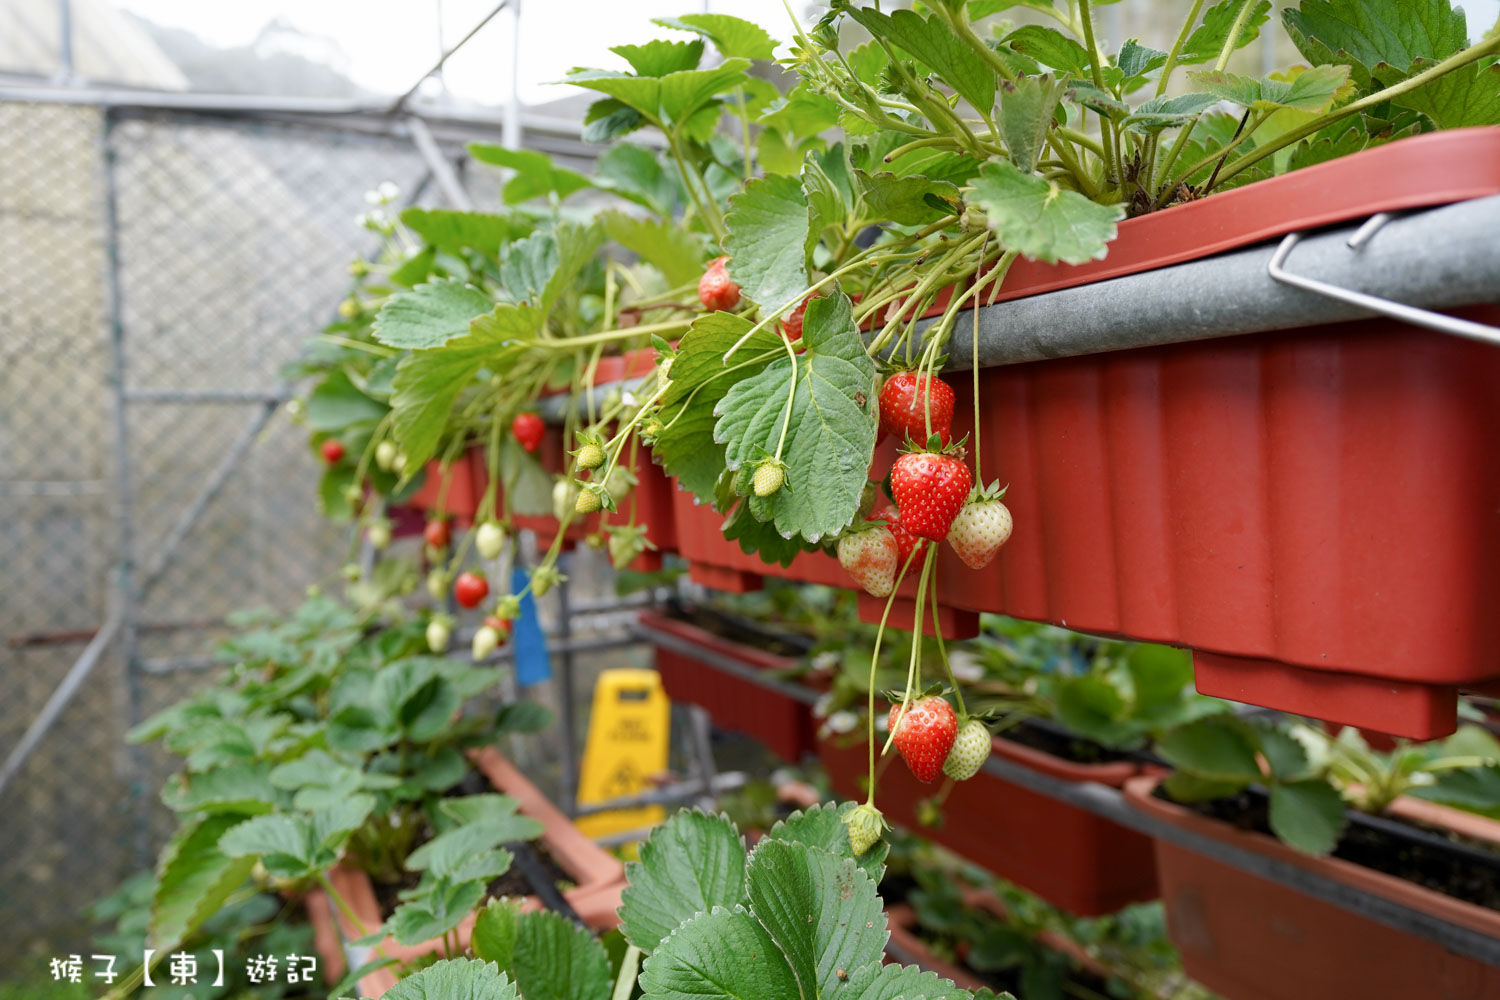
[1268,212,1500,348]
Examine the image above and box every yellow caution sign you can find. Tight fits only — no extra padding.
[575,668,670,839]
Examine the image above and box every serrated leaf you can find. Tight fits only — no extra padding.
[1410,765,1500,815]
[1123,92,1220,132]
[468,145,592,205]
[390,246,437,288]
[1124,643,1195,711]
[390,880,488,945]
[217,795,373,880]
[373,279,494,350]
[968,160,1124,265]
[846,6,996,114]
[1003,25,1090,76]
[372,659,459,741]
[1377,57,1500,128]
[855,170,960,226]
[400,208,533,255]
[1256,723,1313,781]
[583,99,646,143]
[472,898,521,967]
[721,499,810,566]
[408,821,540,878]
[996,75,1067,173]
[162,762,280,814]
[1161,771,1247,802]
[594,143,676,217]
[1189,65,1353,113]
[841,960,974,999]
[746,840,886,998]
[1269,779,1347,854]
[563,61,751,127]
[638,906,800,998]
[619,809,748,954]
[150,813,257,952]
[655,313,783,500]
[1117,39,1168,80]
[610,39,704,77]
[601,211,706,288]
[389,304,537,467]
[725,174,810,313]
[1282,0,1468,78]
[714,294,878,543]
[512,909,613,1000]
[1178,0,1273,65]
[369,958,519,1000]
[306,369,385,433]
[765,802,889,884]
[1156,716,1263,783]
[653,14,778,59]
[1054,674,1136,748]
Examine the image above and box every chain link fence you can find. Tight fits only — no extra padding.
[0,100,452,974]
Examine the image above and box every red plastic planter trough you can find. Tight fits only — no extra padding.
[819,732,1155,916]
[639,610,816,762]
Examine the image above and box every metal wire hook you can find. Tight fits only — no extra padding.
[1268,214,1500,348]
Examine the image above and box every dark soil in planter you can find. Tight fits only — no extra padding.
[664,600,817,659]
[1164,786,1500,909]
[1001,715,1135,766]
[486,843,574,899]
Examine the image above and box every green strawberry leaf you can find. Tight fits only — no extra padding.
[363,959,519,1000]
[1123,92,1220,132]
[594,143,676,217]
[1156,716,1263,783]
[1282,0,1468,81]
[305,369,386,432]
[601,210,707,288]
[618,809,748,954]
[399,207,533,255]
[1177,0,1273,66]
[721,498,811,566]
[764,801,890,888]
[855,169,960,226]
[388,303,538,468]
[562,61,751,129]
[161,761,282,814]
[638,906,801,998]
[472,898,522,968]
[714,293,878,543]
[655,313,784,501]
[968,160,1124,265]
[1117,38,1169,80]
[216,795,374,880]
[1269,779,1347,855]
[150,813,258,952]
[653,14,779,60]
[511,909,613,1000]
[844,6,996,117]
[468,145,593,205]
[1189,65,1354,113]
[1376,57,1500,128]
[610,39,704,77]
[724,173,810,313]
[373,278,494,350]
[744,839,886,998]
[390,880,488,945]
[839,961,974,999]
[996,75,1068,173]
[1002,25,1091,76]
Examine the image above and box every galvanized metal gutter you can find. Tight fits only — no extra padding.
[941,194,1500,370]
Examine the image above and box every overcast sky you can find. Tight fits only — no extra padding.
[112,0,1500,107]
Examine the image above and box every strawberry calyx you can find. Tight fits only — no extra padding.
[965,478,1009,504]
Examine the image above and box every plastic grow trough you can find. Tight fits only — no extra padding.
[674,130,1500,739]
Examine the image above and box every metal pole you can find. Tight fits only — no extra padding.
[407,115,473,210]
[388,0,510,116]
[555,551,579,816]
[503,0,522,151]
[55,0,75,84]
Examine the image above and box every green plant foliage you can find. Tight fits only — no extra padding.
[968,162,1124,265]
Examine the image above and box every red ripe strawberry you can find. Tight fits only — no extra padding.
[453,571,489,609]
[879,371,955,446]
[948,486,1013,570]
[320,439,345,464]
[837,525,898,597]
[872,506,925,567]
[889,695,957,783]
[511,412,545,453]
[424,519,451,550]
[779,294,818,340]
[891,451,971,542]
[483,615,512,636]
[698,256,741,312]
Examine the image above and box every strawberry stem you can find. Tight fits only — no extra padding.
[929,560,966,718]
[866,545,924,807]
[884,544,938,756]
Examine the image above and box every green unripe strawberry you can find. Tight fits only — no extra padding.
[375,440,398,472]
[752,461,786,497]
[942,719,992,781]
[476,521,505,560]
[576,488,602,514]
[844,803,887,856]
[575,443,604,471]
